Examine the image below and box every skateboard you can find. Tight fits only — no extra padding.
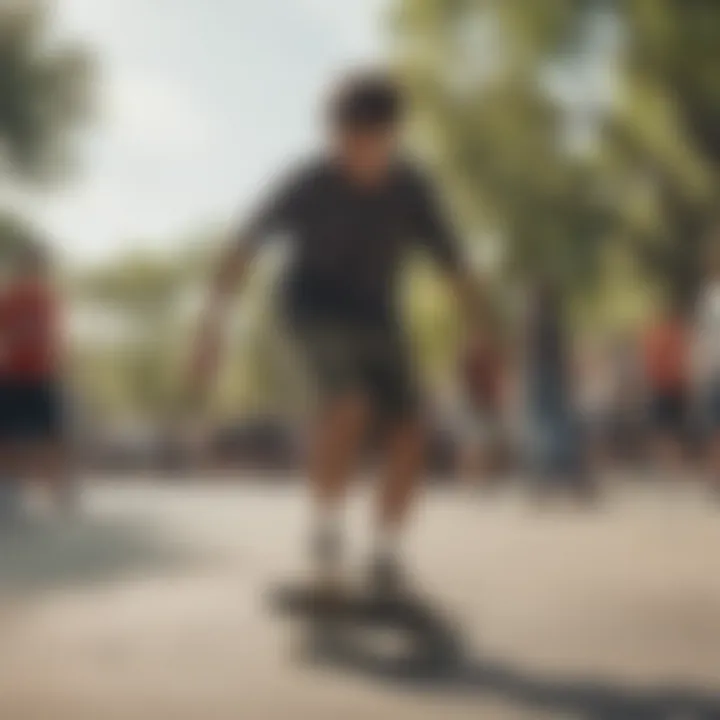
[268,581,464,676]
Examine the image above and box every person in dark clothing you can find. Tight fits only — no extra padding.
[189,70,486,597]
[523,281,589,499]
[642,297,690,472]
[457,332,505,489]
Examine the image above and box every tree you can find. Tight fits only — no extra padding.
[393,0,616,303]
[71,247,208,420]
[603,0,720,306]
[70,240,291,421]
[392,0,720,313]
[1,1,93,289]
[0,210,40,265]
[0,0,92,182]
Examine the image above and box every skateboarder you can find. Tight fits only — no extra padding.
[189,70,486,597]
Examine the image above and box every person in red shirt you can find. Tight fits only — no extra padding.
[0,243,69,510]
[641,298,690,470]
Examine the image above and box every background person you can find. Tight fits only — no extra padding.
[522,279,591,501]
[577,339,613,475]
[607,330,645,468]
[641,297,691,476]
[692,242,720,498]
[0,243,71,513]
[456,330,506,490]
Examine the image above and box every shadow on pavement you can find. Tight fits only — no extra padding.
[297,605,720,720]
[0,515,198,596]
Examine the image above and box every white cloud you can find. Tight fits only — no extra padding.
[104,69,214,155]
[30,0,386,264]
[294,0,387,61]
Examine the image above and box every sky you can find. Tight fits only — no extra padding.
[26,0,387,265]
[15,0,617,268]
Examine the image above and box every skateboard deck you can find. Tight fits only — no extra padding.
[268,582,461,645]
[268,581,465,675]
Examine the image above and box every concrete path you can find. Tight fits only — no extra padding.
[1,479,719,719]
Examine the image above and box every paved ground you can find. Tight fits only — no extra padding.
[1,477,719,720]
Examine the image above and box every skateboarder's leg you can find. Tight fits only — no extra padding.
[367,340,424,594]
[294,322,372,588]
[372,416,425,592]
[308,392,369,570]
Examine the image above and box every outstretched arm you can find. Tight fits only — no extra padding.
[187,165,305,407]
[187,240,254,406]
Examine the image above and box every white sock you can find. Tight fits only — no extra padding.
[375,525,402,562]
[311,505,342,565]
[314,505,340,537]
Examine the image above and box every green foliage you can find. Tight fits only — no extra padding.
[0,211,40,266]
[394,0,615,301]
[606,0,720,306]
[393,0,720,313]
[70,241,210,420]
[55,0,720,420]
[0,0,93,182]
